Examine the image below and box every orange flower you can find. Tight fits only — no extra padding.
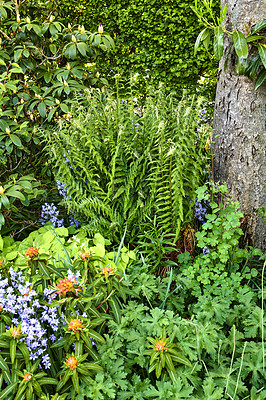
[155,340,167,352]
[25,247,39,259]
[10,327,21,338]
[68,319,83,332]
[23,373,32,381]
[0,259,2,266]
[66,356,78,370]
[101,266,114,276]
[56,278,76,297]
[80,252,90,260]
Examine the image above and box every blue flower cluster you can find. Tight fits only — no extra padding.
[0,269,61,369]
[40,202,64,227]
[194,200,208,223]
[57,181,68,201]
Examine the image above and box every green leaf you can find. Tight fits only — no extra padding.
[47,107,57,122]
[87,329,105,344]
[251,19,266,34]
[258,44,266,69]
[77,42,87,56]
[236,57,248,75]
[109,297,121,324]
[10,134,22,147]
[194,28,207,55]
[46,263,65,278]
[255,67,266,90]
[38,102,46,118]
[68,44,77,59]
[164,353,178,382]
[231,31,248,58]
[37,378,58,385]
[0,382,18,399]
[49,44,57,54]
[245,55,260,80]
[0,235,3,251]
[14,49,23,63]
[10,339,16,364]
[213,26,224,60]
[5,189,25,201]
[0,355,9,372]
[0,195,10,209]
[246,35,265,43]
[60,103,69,113]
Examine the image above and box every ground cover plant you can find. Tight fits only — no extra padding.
[0,189,265,399]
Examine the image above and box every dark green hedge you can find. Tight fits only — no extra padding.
[54,0,219,94]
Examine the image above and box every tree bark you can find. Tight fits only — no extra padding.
[213,0,266,250]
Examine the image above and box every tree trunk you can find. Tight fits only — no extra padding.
[213,0,266,250]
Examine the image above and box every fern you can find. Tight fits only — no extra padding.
[42,86,210,242]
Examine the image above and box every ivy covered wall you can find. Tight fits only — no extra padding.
[55,0,219,93]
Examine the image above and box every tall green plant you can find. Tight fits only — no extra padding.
[42,86,211,242]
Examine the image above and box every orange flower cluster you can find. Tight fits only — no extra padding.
[66,356,78,370]
[101,266,114,276]
[10,327,22,338]
[56,278,76,297]
[25,247,39,259]
[68,319,83,332]
[80,252,90,260]
[23,373,32,381]
[155,340,167,352]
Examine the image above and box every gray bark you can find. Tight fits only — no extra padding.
[213,0,266,250]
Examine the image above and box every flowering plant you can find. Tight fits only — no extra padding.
[0,231,135,398]
[146,328,191,382]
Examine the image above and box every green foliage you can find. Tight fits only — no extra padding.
[177,183,264,300]
[0,0,114,237]
[0,174,43,233]
[42,86,211,242]
[193,2,266,89]
[0,229,136,399]
[50,0,219,96]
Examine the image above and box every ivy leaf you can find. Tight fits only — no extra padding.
[231,31,248,59]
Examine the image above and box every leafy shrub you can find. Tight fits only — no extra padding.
[0,0,114,237]
[42,86,211,242]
